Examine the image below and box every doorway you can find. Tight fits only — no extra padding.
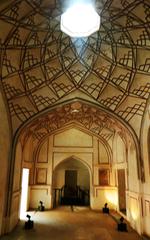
[53,158,90,207]
[20,168,29,219]
[65,170,77,188]
[117,169,126,215]
[64,170,77,199]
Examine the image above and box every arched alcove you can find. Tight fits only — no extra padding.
[53,157,90,207]
[9,100,143,235]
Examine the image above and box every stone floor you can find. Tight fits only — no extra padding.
[0,206,142,240]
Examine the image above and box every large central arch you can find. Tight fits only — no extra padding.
[6,99,143,233]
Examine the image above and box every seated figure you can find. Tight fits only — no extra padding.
[25,214,34,229]
[117,217,127,232]
[102,203,109,214]
[38,200,45,211]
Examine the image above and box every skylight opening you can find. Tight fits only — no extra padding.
[61,3,100,38]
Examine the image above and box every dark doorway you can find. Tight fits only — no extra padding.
[53,159,90,207]
[65,170,77,188]
[117,169,126,215]
[64,170,77,200]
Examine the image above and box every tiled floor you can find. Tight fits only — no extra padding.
[0,206,142,240]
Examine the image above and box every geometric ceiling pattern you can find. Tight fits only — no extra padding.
[0,0,150,137]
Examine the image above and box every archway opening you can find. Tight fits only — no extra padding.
[53,157,90,208]
[10,100,141,234]
[20,168,29,219]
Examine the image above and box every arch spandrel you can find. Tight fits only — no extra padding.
[16,100,144,179]
[18,101,134,146]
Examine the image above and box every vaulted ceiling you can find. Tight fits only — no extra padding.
[0,0,150,139]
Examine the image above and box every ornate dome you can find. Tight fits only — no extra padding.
[0,0,149,138]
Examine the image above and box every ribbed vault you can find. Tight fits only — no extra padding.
[0,0,149,138]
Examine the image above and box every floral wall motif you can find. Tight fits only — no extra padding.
[20,101,133,146]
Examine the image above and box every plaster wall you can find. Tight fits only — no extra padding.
[140,107,150,236]
[142,193,150,236]
[30,185,51,209]
[91,187,118,210]
[11,125,145,235]
[126,143,141,233]
[112,132,142,234]
[9,142,22,231]
[99,141,109,163]
[128,143,140,192]
[9,192,20,232]
[29,127,111,210]
[0,91,11,235]
[13,142,22,192]
[22,136,34,163]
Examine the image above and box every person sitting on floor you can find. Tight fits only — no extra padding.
[102,203,109,214]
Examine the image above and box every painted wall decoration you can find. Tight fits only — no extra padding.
[19,101,132,148]
[36,168,47,184]
[99,169,110,186]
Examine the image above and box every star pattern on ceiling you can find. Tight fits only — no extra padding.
[0,0,150,137]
